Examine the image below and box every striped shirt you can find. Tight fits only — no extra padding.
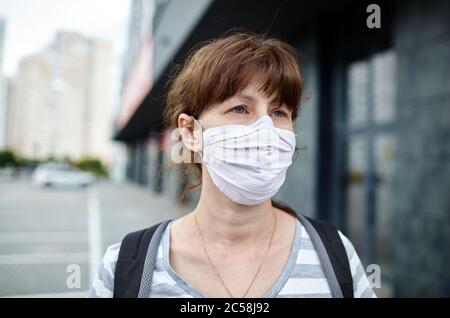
[88,218,376,298]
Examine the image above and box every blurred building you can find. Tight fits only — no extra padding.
[111,0,157,184]
[114,0,450,297]
[0,17,4,71]
[0,77,12,149]
[7,32,114,165]
[0,17,8,149]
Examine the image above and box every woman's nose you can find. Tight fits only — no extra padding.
[253,113,273,123]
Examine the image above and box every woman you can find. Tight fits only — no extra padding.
[89,32,376,298]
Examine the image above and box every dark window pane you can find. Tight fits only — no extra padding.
[346,136,368,256]
[374,133,396,279]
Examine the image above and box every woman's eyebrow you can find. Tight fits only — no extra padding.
[236,94,257,103]
[234,94,288,109]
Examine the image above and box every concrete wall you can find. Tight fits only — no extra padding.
[393,0,450,297]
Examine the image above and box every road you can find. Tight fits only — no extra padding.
[0,178,184,297]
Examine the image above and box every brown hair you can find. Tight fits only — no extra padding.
[163,31,304,204]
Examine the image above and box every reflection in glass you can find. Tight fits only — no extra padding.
[347,61,369,127]
[373,51,396,124]
[374,134,396,279]
[346,136,368,256]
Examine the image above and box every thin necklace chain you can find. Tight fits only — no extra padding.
[193,212,278,298]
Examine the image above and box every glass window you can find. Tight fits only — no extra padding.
[374,133,396,278]
[347,61,369,127]
[346,136,368,255]
[373,51,396,124]
[342,50,396,294]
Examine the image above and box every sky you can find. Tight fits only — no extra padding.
[0,0,130,76]
[0,0,131,115]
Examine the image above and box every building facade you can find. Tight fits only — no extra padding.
[7,32,114,165]
[0,18,8,149]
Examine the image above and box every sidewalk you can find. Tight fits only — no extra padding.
[0,178,185,297]
[95,180,185,256]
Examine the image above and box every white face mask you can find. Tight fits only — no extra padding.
[199,115,296,205]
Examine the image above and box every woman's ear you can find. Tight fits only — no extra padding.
[178,113,203,153]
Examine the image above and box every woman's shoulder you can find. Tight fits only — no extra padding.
[87,243,121,298]
[295,215,377,298]
[103,242,122,265]
[335,231,377,298]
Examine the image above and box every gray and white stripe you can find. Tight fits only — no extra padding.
[88,219,376,298]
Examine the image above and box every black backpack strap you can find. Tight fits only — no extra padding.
[137,220,172,297]
[113,222,163,298]
[303,216,354,298]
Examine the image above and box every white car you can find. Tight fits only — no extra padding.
[32,162,95,188]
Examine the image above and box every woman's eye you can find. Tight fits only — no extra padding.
[230,105,248,114]
[272,109,287,118]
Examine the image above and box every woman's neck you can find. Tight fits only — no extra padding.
[191,171,278,248]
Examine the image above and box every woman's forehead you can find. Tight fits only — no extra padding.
[229,82,285,106]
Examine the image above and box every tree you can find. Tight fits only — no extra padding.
[74,157,108,177]
[0,149,18,167]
